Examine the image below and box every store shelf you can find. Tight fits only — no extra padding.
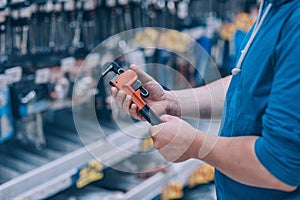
[50,158,216,200]
[50,119,220,200]
[0,111,149,200]
[0,105,220,200]
[115,159,205,200]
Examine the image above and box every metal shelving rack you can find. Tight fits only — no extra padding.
[0,108,148,200]
[115,159,206,200]
[0,107,220,200]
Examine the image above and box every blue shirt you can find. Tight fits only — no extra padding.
[216,0,300,199]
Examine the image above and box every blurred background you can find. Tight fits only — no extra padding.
[0,0,258,199]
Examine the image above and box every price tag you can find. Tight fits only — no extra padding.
[35,68,51,84]
[0,75,8,88]
[61,57,75,72]
[5,66,22,84]
[161,182,183,200]
[76,160,104,189]
[188,164,214,188]
[141,137,153,153]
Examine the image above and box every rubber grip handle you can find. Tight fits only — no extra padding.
[139,105,163,126]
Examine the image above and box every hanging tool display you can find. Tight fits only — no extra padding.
[82,0,98,52]
[29,0,50,55]
[0,0,235,147]
[0,8,8,65]
[101,62,162,126]
[10,0,31,57]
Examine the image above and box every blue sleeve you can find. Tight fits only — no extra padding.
[255,10,300,187]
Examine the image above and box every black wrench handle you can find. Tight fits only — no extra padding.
[139,105,163,126]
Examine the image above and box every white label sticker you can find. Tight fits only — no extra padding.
[61,57,75,72]
[35,68,51,84]
[5,66,22,84]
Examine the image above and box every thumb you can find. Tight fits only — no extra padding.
[149,123,164,137]
[130,64,154,83]
[160,114,177,122]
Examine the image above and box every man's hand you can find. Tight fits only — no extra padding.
[111,65,179,121]
[149,115,201,162]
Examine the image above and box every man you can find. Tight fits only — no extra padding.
[111,0,300,199]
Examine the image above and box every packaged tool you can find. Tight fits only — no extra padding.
[0,74,14,144]
[10,70,49,149]
[10,0,32,57]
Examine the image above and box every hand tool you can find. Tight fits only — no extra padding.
[82,0,97,52]
[101,62,162,126]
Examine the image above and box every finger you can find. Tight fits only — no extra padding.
[123,95,132,114]
[160,114,176,122]
[149,123,165,137]
[115,90,126,107]
[111,87,118,99]
[130,65,154,83]
[129,104,145,121]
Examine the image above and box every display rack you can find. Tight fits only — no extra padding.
[0,113,149,200]
[0,115,220,200]
[115,159,205,200]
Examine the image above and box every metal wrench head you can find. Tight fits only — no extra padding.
[101,61,124,77]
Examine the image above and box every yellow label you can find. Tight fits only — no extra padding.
[188,164,214,188]
[141,137,153,152]
[161,182,183,200]
[76,161,104,189]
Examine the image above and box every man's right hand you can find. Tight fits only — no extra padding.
[111,64,179,122]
